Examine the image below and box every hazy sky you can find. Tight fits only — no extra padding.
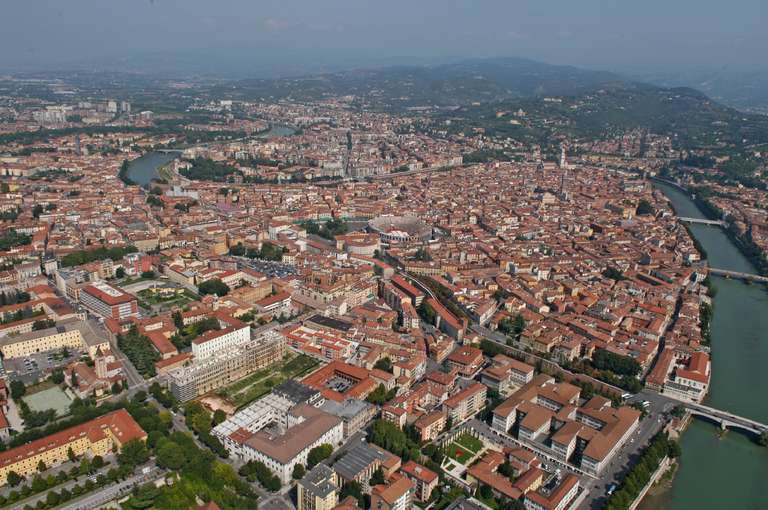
[3,0,766,75]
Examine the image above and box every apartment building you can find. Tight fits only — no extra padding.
[371,476,413,510]
[444,383,486,424]
[524,474,580,510]
[481,355,535,396]
[0,409,146,485]
[79,281,138,320]
[400,461,438,502]
[413,411,446,442]
[492,375,639,476]
[446,346,484,377]
[191,323,251,360]
[297,465,340,510]
[169,331,285,401]
[0,318,109,359]
[214,391,343,484]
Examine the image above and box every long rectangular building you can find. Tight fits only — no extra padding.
[214,391,343,484]
[0,318,110,359]
[80,281,138,320]
[0,409,146,485]
[168,330,285,401]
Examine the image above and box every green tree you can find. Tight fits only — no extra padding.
[636,199,655,216]
[339,480,366,509]
[10,380,25,400]
[78,457,91,476]
[592,349,641,377]
[118,439,150,468]
[477,483,493,500]
[369,467,385,486]
[51,369,65,384]
[31,475,47,492]
[198,278,229,297]
[6,471,23,487]
[229,243,246,256]
[307,444,333,469]
[418,301,437,325]
[292,463,306,480]
[373,357,393,373]
[172,310,184,329]
[115,267,126,278]
[213,409,227,425]
[156,441,187,470]
[46,491,61,507]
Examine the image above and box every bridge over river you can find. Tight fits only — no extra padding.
[678,216,726,227]
[708,268,768,283]
[651,392,768,436]
[683,401,768,435]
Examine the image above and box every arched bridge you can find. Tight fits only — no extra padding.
[684,402,768,436]
[678,217,726,227]
[708,268,768,284]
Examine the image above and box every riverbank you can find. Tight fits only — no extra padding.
[652,177,768,275]
[124,152,178,187]
[643,182,768,510]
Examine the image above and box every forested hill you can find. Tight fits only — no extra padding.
[201,57,768,150]
[208,57,625,107]
[437,82,768,150]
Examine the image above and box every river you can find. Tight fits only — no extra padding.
[125,125,297,186]
[125,151,178,187]
[638,182,768,510]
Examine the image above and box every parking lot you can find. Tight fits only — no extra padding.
[237,257,297,278]
[2,348,84,384]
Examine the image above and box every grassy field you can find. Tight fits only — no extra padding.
[445,433,485,465]
[455,433,484,453]
[218,352,321,409]
[446,443,474,465]
[137,288,197,310]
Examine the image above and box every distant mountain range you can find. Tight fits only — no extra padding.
[214,57,626,107]
[9,52,768,113]
[9,56,767,150]
[196,58,767,149]
[627,67,768,115]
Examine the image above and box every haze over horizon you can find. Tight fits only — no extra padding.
[2,0,767,77]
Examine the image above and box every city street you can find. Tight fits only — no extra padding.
[56,466,161,510]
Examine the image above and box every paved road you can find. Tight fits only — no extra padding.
[17,464,159,510]
[57,467,162,510]
[578,390,674,510]
[109,336,146,389]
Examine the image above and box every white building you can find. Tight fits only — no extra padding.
[191,324,251,360]
[213,392,343,484]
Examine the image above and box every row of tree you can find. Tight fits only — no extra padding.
[605,432,680,510]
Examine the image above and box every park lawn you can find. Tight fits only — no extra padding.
[455,433,484,454]
[281,352,320,376]
[138,288,197,307]
[232,375,284,408]
[446,442,474,465]
[220,353,321,409]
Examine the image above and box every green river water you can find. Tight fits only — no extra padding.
[638,182,768,510]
